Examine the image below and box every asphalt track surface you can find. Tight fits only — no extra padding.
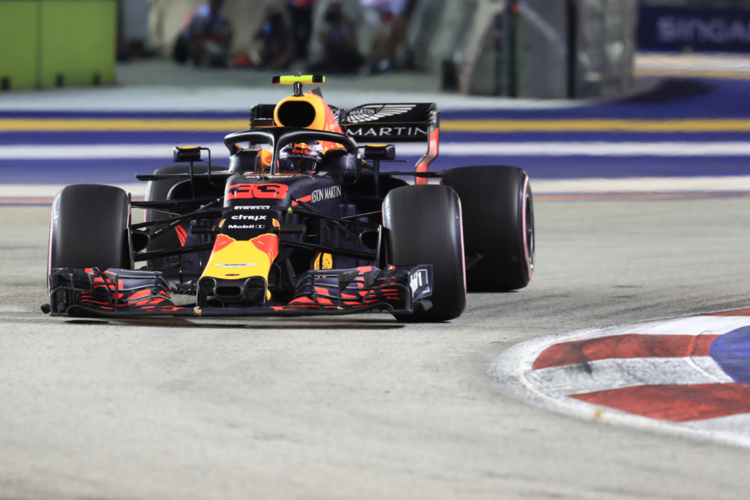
[3,198,750,500]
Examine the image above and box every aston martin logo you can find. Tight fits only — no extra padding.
[345,104,416,124]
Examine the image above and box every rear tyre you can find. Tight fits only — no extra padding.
[48,184,131,276]
[144,165,228,245]
[144,166,187,279]
[144,165,198,254]
[442,165,534,292]
[384,185,466,322]
[144,165,208,276]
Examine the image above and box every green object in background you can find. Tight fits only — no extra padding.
[0,1,40,90]
[0,0,115,90]
[40,0,116,87]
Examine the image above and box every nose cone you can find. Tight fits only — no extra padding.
[201,233,279,281]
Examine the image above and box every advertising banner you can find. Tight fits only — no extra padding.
[639,5,750,53]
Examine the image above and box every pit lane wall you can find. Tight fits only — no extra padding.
[407,0,637,98]
[0,0,116,91]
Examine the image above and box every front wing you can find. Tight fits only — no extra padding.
[46,265,433,318]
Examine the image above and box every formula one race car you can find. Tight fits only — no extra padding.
[44,75,534,322]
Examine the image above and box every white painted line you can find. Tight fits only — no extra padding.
[690,355,738,383]
[0,184,147,198]
[0,86,579,112]
[635,53,750,72]
[530,176,750,194]
[0,144,227,160]
[431,142,750,156]
[5,176,750,200]
[6,142,750,160]
[526,357,734,399]
[620,315,750,337]
[684,413,750,433]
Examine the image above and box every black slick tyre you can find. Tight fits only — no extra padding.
[384,185,466,322]
[441,165,534,292]
[48,184,131,276]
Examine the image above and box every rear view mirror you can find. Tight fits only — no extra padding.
[346,154,361,185]
[363,144,396,161]
[229,149,262,174]
[173,146,202,163]
[321,150,360,184]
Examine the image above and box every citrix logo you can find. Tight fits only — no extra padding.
[231,215,267,221]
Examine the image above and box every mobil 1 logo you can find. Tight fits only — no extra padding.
[225,209,273,231]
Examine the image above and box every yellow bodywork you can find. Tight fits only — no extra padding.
[274,94,329,130]
[273,75,325,85]
[201,234,280,301]
[313,252,333,270]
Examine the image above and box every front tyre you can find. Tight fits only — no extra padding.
[48,184,132,279]
[384,185,466,322]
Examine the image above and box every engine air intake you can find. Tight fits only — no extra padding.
[275,99,317,128]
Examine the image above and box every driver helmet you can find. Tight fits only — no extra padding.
[278,142,323,174]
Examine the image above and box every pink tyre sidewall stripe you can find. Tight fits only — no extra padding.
[521,176,532,278]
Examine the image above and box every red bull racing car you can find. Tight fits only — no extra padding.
[44,75,534,322]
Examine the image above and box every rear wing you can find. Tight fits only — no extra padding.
[248,102,439,184]
[340,103,437,142]
[342,103,439,184]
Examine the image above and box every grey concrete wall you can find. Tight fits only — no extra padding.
[458,0,505,96]
[575,0,638,98]
[518,0,568,99]
[450,0,637,98]
[306,0,367,63]
[406,0,480,74]
[123,0,151,46]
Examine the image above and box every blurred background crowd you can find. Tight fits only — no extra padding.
[166,0,417,75]
[123,0,421,75]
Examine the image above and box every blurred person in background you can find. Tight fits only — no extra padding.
[173,0,233,67]
[254,5,295,69]
[363,0,417,73]
[307,2,363,74]
[288,0,319,63]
